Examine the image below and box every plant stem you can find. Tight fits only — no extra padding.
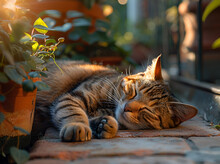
[52,57,63,73]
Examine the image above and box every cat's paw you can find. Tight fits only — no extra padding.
[96,116,118,139]
[60,122,92,142]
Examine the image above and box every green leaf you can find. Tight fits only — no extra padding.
[27,60,37,70]
[32,56,45,64]
[95,20,110,31]
[20,62,32,72]
[38,51,50,54]
[0,112,5,123]
[22,51,31,60]
[16,65,28,79]
[82,31,109,44]
[53,23,72,32]
[73,18,91,27]
[0,45,14,65]
[43,17,56,28]
[4,65,23,84]
[24,33,32,39]
[0,72,9,83]
[14,126,30,135]
[39,10,61,18]
[34,81,50,91]
[66,10,84,18]
[68,28,87,41]
[202,0,220,22]
[25,41,37,47]
[11,21,29,42]
[46,39,56,45]
[34,25,50,31]
[31,41,39,52]
[83,33,99,44]
[34,17,49,34]
[20,33,32,43]
[28,72,41,78]
[32,34,49,39]
[10,147,30,164]
[212,37,220,49]
[39,72,48,77]
[22,79,35,92]
[68,31,81,41]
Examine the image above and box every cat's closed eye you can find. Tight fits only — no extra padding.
[139,107,151,113]
[123,84,137,100]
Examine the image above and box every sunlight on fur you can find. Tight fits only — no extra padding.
[33,55,198,142]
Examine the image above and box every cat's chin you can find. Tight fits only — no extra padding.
[115,102,141,130]
[115,102,126,120]
[117,113,141,130]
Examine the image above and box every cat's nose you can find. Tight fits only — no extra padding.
[124,103,132,112]
[124,102,139,112]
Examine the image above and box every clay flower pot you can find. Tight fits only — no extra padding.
[0,78,40,154]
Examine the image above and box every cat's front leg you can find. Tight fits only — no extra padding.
[60,122,92,142]
[90,116,118,139]
[52,94,92,142]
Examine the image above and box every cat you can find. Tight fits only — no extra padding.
[33,55,198,142]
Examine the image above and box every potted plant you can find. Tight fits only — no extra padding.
[22,0,128,66]
[22,0,105,44]
[0,2,63,162]
[49,10,128,65]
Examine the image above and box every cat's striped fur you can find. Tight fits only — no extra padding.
[33,56,198,142]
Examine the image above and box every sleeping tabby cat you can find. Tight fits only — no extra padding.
[33,55,198,142]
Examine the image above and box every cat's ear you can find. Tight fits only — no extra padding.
[145,55,163,80]
[153,55,163,80]
[167,102,198,125]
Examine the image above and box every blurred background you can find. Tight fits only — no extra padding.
[2,0,220,84]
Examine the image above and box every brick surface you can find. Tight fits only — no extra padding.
[28,116,220,164]
[26,159,67,164]
[117,116,220,138]
[185,150,220,163]
[30,138,191,161]
[27,156,195,164]
[189,136,220,149]
[43,116,220,140]
[185,136,220,163]
[69,156,195,164]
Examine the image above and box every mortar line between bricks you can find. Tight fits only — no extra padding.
[185,139,199,151]
[185,138,204,164]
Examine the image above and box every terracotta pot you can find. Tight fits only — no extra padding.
[0,78,40,153]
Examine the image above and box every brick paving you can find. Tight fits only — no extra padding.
[27,116,220,164]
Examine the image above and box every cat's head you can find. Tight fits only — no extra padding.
[116,55,198,130]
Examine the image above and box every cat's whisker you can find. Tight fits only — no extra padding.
[103,78,121,101]
[94,84,120,104]
[106,91,120,104]
[141,63,146,71]
[125,69,128,76]
[128,65,131,75]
